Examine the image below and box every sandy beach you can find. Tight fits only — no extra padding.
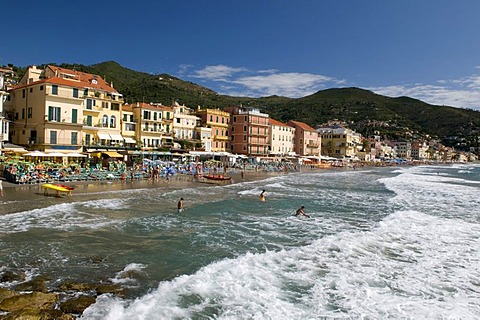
[0,169,299,216]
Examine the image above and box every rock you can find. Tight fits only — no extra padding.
[0,308,71,320]
[0,291,57,312]
[58,281,96,292]
[0,270,26,283]
[15,277,47,293]
[0,288,19,304]
[96,284,125,296]
[60,295,96,314]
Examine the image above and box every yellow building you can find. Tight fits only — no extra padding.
[318,126,361,159]
[196,108,230,152]
[132,102,173,149]
[5,65,124,154]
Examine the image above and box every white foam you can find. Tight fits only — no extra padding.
[81,209,480,319]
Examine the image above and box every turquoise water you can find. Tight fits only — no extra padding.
[1,164,480,319]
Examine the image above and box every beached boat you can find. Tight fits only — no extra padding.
[42,183,74,196]
[202,175,232,181]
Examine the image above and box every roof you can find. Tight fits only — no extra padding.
[270,119,290,127]
[133,102,173,111]
[288,120,317,132]
[47,65,119,94]
[9,66,120,94]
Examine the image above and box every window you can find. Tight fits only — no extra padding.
[50,131,57,144]
[73,88,78,98]
[84,88,88,96]
[85,133,91,145]
[110,115,116,128]
[210,115,213,122]
[71,132,78,145]
[86,99,93,110]
[48,106,61,122]
[51,85,58,95]
[22,90,25,98]
[243,126,247,132]
[129,115,134,122]
[29,88,33,93]
[102,101,109,108]
[72,109,77,124]
[102,115,108,127]
[111,103,119,111]
[143,111,151,120]
[27,107,32,119]
[86,116,92,126]
[40,85,44,91]
[154,112,157,120]
[123,114,127,121]
[21,109,25,119]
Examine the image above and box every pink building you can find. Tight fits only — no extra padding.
[287,120,320,156]
[225,106,270,156]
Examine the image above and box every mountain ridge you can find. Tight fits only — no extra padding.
[9,61,480,150]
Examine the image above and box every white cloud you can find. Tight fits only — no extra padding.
[192,65,247,81]
[232,73,336,97]
[370,83,480,110]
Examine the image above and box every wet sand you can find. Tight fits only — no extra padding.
[0,169,296,216]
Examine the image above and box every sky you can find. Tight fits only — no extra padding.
[2,0,480,110]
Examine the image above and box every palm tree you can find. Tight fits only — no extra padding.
[323,140,335,156]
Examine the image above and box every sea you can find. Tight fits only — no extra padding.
[1,164,480,319]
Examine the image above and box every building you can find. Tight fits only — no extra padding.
[394,141,412,160]
[120,104,137,148]
[317,126,360,159]
[288,120,320,156]
[132,102,173,149]
[196,108,230,152]
[171,102,198,144]
[0,72,10,151]
[269,119,295,156]
[226,106,270,156]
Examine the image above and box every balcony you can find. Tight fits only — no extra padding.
[307,143,319,148]
[213,135,229,141]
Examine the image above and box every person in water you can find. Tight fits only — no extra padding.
[260,189,266,202]
[295,206,310,218]
[177,197,184,212]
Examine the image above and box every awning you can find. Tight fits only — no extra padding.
[46,152,69,157]
[109,133,124,141]
[25,151,48,157]
[67,153,87,157]
[97,133,111,140]
[1,143,28,153]
[124,137,136,144]
[102,151,123,158]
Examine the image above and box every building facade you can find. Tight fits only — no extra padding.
[269,119,295,156]
[288,120,320,156]
[196,108,230,152]
[318,126,360,159]
[226,106,270,156]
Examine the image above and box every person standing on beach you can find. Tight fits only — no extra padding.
[177,197,184,212]
[260,189,266,202]
[0,179,3,197]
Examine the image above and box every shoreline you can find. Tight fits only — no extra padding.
[0,168,306,215]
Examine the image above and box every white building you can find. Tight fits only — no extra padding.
[0,72,10,151]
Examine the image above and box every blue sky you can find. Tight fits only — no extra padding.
[2,0,480,110]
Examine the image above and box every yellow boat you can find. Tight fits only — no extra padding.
[42,183,72,196]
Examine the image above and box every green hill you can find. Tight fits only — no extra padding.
[10,61,480,150]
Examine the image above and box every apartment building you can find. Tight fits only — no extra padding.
[288,120,320,156]
[132,102,173,149]
[269,119,295,156]
[0,72,9,150]
[226,106,270,156]
[317,125,360,159]
[196,108,230,152]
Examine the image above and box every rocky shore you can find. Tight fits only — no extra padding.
[0,266,131,319]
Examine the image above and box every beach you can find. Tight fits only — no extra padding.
[2,164,479,319]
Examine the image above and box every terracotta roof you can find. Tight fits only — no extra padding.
[47,65,119,94]
[288,120,317,132]
[133,102,173,111]
[122,104,133,112]
[270,119,290,127]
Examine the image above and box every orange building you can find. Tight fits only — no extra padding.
[225,106,270,156]
[196,108,230,152]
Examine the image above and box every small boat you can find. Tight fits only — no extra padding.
[42,183,73,196]
[203,175,232,181]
